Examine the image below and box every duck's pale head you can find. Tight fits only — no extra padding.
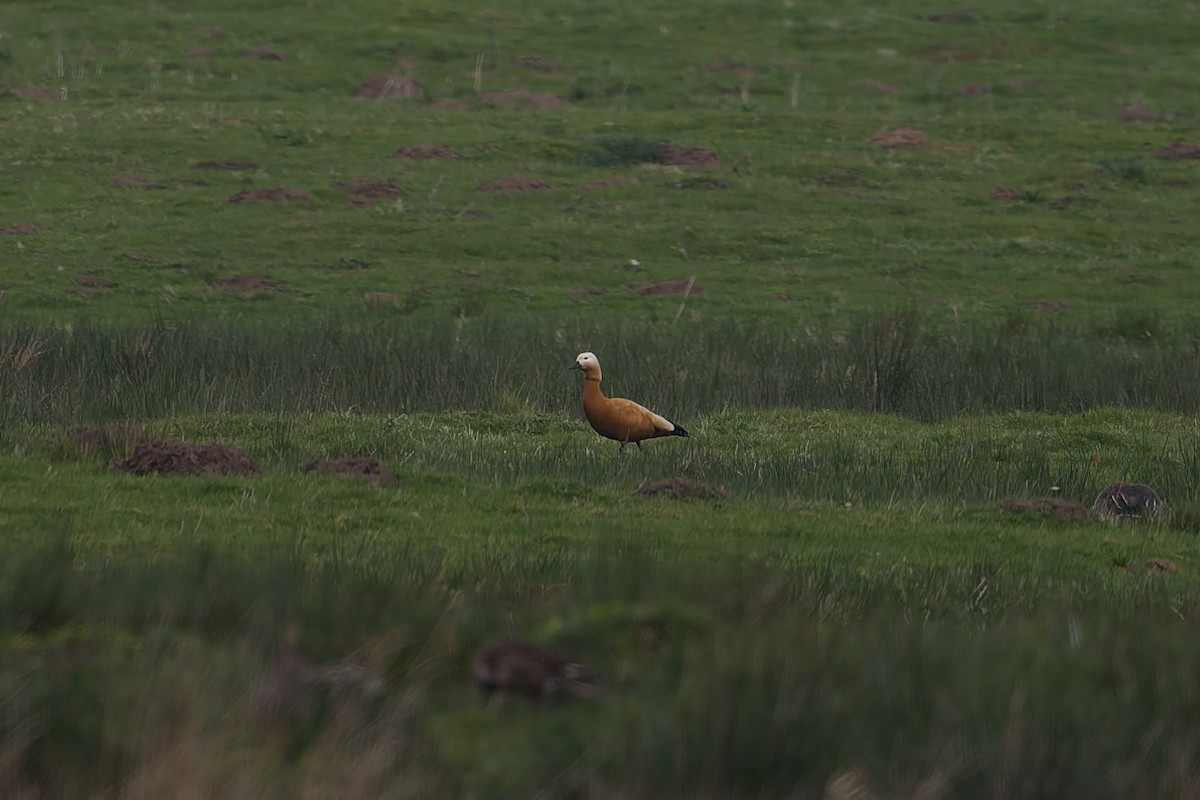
[569,351,601,379]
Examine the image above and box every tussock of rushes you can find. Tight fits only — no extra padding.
[3,312,1200,427]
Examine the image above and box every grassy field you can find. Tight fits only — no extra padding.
[4,0,1200,797]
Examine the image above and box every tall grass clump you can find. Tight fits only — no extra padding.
[5,540,1200,798]
[582,134,669,167]
[3,310,1200,425]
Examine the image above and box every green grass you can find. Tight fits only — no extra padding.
[4,0,1200,795]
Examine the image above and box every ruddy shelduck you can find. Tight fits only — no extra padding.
[569,351,689,450]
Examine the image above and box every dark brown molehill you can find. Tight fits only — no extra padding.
[1,223,39,235]
[353,74,424,100]
[636,477,729,501]
[74,274,116,288]
[477,174,554,192]
[395,144,458,159]
[628,279,703,296]
[210,275,282,292]
[472,640,599,701]
[999,497,1090,521]
[67,288,109,299]
[515,54,561,72]
[305,457,400,484]
[868,127,929,149]
[990,186,1021,202]
[1008,78,1042,90]
[226,187,311,203]
[109,439,260,477]
[332,178,406,199]
[658,144,720,167]
[195,160,259,171]
[244,45,287,60]
[1092,482,1162,517]
[959,83,993,96]
[1156,140,1200,159]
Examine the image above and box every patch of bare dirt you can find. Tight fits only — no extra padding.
[109,439,261,477]
[305,457,400,484]
[515,54,561,72]
[1008,78,1042,90]
[999,496,1090,520]
[353,74,424,100]
[673,176,728,190]
[1,223,40,235]
[1093,482,1162,517]
[990,186,1021,202]
[775,292,792,303]
[636,477,729,501]
[109,173,154,189]
[959,83,992,96]
[861,80,901,94]
[477,174,554,192]
[332,178,405,199]
[564,286,607,299]
[395,144,458,159]
[210,275,282,292]
[1025,298,1070,312]
[226,187,311,203]
[195,160,259,170]
[473,640,600,701]
[1156,140,1200,159]
[68,288,109,299]
[629,279,703,296]
[245,45,287,60]
[75,275,116,288]
[1147,557,1181,573]
[182,48,215,58]
[1119,104,1157,122]
[12,87,59,100]
[868,127,929,149]
[658,144,720,167]
[482,88,566,109]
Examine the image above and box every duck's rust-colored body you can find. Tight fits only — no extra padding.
[569,352,688,450]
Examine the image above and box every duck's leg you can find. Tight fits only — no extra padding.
[618,441,626,452]
[635,440,644,451]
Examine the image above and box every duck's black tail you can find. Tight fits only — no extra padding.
[670,422,689,438]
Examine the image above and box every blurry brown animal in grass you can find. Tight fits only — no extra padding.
[252,641,377,726]
[472,640,600,702]
[1092,481,1163,518]
[569,351,688,451]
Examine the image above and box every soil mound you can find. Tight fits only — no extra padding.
[636,477,729,501]
[305,457,400,483]
[628,279,703,296]
[658,144,720,167]
[999,496,1090,520]
[1156,140,1200,159]
[332,178,405,199]
[395,144,458,159]
[353,74,424,100]
[109,439,260,477]
[477,173,554,192]
[868,127,929,149]
[75,275,116,288]
[226,187,311,203]
[210,275,282,292]
[245,45,287,60]
[1,223,39,235]
[1092,482,1162,517]
[109,173,153,188]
